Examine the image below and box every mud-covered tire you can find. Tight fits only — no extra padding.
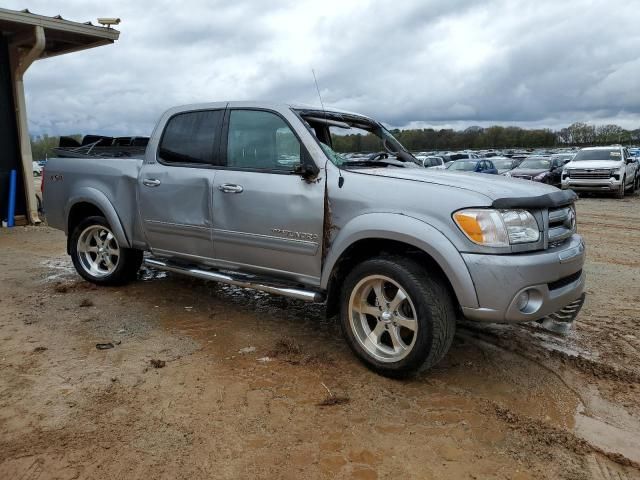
[339,256,456,378]
[70,216,143,286]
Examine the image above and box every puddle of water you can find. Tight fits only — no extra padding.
[40,257,75,282]
[138,266,168,281]
[569,381,640,465]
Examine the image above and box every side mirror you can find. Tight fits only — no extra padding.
[295,150,320,181]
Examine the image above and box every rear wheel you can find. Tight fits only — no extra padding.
[340,256,456,378]
[70,216,142,285]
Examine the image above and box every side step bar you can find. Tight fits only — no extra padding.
[143,258,323,303]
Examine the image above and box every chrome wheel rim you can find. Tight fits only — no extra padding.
[77,225,120,278]
[348,275,418,363]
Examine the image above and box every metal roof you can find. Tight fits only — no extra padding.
[0,7,119,58]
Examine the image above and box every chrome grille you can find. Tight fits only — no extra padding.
[547,205,575,245]
[567,169,611,180]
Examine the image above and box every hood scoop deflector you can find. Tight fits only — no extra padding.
[491,190,577,209]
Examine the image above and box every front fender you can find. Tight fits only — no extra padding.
[321,213,479,308]
[65,187,131,248]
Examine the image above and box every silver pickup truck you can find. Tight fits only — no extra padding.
[43,102,586,377]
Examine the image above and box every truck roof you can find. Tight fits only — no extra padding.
[167,101,372,122]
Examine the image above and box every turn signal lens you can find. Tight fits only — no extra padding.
[454,209,540,247]
[453,209,509,247]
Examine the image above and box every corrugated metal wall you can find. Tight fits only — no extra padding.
[0,35,25,220]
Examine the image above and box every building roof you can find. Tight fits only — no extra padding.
[0,7,119,58]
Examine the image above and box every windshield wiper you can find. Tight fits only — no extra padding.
[342,159,408,168]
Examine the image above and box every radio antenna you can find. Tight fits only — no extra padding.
[312,68,344,188]
[312,68,325,112]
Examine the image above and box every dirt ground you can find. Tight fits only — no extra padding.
[1,193,639,480]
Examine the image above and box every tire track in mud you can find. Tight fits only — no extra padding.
[487,401,640,473]
[457,322,640,471]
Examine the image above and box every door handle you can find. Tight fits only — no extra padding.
[143,178,161,187]
[218,183,243,193]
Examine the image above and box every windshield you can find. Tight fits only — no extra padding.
[519,158,551,169]
[447,160,477,171]
[573,149,622,161]
[493,159,514,169]
[296,109,416,168]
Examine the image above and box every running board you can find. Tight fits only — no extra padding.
[143,258,323,303]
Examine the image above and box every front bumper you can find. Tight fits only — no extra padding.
[461,234,586,323]
[561,177,620,192]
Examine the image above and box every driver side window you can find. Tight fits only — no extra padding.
[227,110,301,171]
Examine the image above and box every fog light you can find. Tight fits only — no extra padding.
[516,291,530,312]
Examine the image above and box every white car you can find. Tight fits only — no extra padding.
[32,161,43,176]
[416,155,446,169]
[562,146,638,198]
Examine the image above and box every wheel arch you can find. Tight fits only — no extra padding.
[65,188,130,253]
[321,213,478,317]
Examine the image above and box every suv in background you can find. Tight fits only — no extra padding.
[562,146,638,198]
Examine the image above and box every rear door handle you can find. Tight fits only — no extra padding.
[218,183,243,194]
[143,178,161,187]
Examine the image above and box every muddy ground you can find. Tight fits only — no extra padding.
[1,193,639,480]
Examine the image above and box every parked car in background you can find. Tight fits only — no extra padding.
[446,159,498,174]
[442,152,480,163]
[417,156,446,169]
[491,157,519,174]
[550,153,575,165]
[561,146,638,198]
[505,156,566,187]
[32,161,42,176]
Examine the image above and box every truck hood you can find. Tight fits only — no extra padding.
[566,160,622,169]
[349,167,563,205]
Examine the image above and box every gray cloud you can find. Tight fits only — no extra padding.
[6,0,640,136]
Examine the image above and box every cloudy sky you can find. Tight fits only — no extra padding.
[5,0,640,136]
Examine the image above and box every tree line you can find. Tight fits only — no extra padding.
[332,122,640,153]
[29,122,640,161]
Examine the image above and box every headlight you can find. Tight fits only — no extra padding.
[453,209,540,247]
[504,171,512,177]
[534,172,548,181]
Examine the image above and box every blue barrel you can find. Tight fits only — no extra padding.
[7,169,16,227]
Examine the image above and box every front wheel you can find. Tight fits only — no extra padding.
[70,216,143,286]
[340,256,457,378]
[615,178,625,199]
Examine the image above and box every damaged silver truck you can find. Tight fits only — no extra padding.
[43,102,586,377]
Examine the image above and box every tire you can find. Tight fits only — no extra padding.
[339,256,456,378]
[615,178,625,199]
[70,215,143,286]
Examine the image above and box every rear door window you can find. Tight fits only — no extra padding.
[158,110,223,165]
